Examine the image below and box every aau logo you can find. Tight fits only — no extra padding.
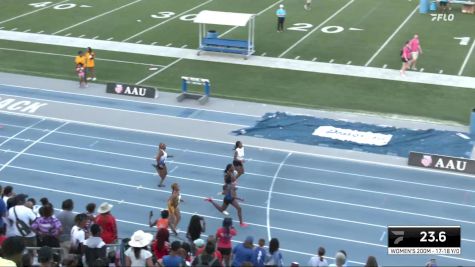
[115,84,124,94]
[421,155,433,167]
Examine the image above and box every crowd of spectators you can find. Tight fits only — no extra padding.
[0,185,440,267]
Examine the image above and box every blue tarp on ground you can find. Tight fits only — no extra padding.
[234,112,473,158]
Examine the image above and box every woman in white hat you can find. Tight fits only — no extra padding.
[125,230,154,267]
[94,202,117,244]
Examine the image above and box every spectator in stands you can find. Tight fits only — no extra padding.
[252,238,266,267]
[233,141,245,180]
[216,217,236,267]
[195,235,223,263]
[180,242,192,263]
[276,4,286,32]
[365,256,378,267]
[125,230,154,267]
[38,246,55,267]
[1,236,25,266]
[153,143,169,188]
[425,259,437,267]
[0,190,6,234]
[56,199,75,257]
[0,223,7,247]
[70,213,89,255]
[85,203,96,231]
[191,239,221,267]
[31,202,62,247]
[232,236,254,267]
[84,224,107,267]
[265,238,283,267]
[339,250,348,267]
[151,228,170,260]
[329,251,346,267]
[85,47,96,81]
[25,198,40,217]
[7,194,37,247]
[187,214,206,247]
[95,202,117,244]
[2,186,14,206]
[160,240,185,267]
[169,183,183,236]
[149,209,169,230]
[62,255,79,267]
[308,246,328,267]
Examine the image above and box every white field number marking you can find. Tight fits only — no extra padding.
[150,12,197,21]
[29,2,77,9]
[454,37,470,46]
[287,23,313,32]
[288,23,345,34]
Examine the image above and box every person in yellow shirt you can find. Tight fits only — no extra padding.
[85,47,96,81]
[74,51,86,67]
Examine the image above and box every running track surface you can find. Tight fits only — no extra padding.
[1,113,475,265]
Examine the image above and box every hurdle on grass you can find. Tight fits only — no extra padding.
[176,76,210,105]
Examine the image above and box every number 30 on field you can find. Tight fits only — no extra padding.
[29,2,76,9]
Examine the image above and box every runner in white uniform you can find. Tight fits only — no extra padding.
[153,143,168,187]
[233,141,245,179]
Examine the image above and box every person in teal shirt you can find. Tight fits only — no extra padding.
[276,4,286,32]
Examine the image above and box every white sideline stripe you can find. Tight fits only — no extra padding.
[7,164,390,230]
[219,0,284,38]
[365,5,419,66]
[0,0,70,25]
[0,83,259,118]
[2,31,475,89]
[2,149,473,225]
[53,0,143,35]
[2,110,475,181]
[3,133,474,208]
[458,39,475,76]
[0,47,166,67]
[0,122,67,173]
[137,58,183,84]
[439,255,475,263]
[0,179,386,249]
[279,0,354,58]
[0,92,247,127]
[0,119,44,147]
[122,0,213,42]
[267,152,291,240]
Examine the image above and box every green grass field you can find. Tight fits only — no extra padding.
[0,0,474,124]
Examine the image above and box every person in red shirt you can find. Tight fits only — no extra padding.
[215,218,236,266]
[94,202,117,244]
[151,228,170,260]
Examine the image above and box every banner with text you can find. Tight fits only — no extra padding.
[106,83,156,98]
[408,152,475,175]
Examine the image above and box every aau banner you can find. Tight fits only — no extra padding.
[106,83,157,98]
[408,152,475,175]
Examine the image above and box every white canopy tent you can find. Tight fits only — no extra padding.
[194,10,256,58]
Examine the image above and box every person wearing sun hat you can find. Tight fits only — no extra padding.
[125,230,154,267]
[94,202,117,244]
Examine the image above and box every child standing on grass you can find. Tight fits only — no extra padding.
[76,63,87,88]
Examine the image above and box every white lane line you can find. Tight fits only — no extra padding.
[347,61,352,65]
[219,0,284,38]
[439,255,475,264]
[458,39,475,76]
[0,92,245,128]
[0,47,166,67]
[365,5,419,66]
[136,40,142,44]
[88,140,99,147]
[329,59,334,63]
[78,34,85,38]
[294,56,300,60]
[165,43,172,47]
[107,37,114,41]
[261,52,267,56]
[1,179,386,249]
[122,0,213,42]
[0,122,67,173]
[24,29,30,33]
[6,134,475,208]
[267,152,292,240]
[0,0,70,25]
[169,166,178,173]
[53,0,143,35]
[37,30,44,34]
[383,64,387,68]
[0,119,44,147]
[419,68,424,72]
[64,33,71,37]
[2,149,474,225]
[3,109,474,179]
[136,57,182,84]
[312,57,317,61]
[279,0,354,58]
[92,36,99,40]
[181,45,187,48]
[11,28,17,31]
[151,42,157,45]
[379,231,386,242]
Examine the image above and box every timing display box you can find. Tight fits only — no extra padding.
[387,226,461,255]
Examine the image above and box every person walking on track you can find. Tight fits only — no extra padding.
[233,141,245,180]
[167,183,182,236]
[153,143,169,187]
[85,47,96,81]
[409,34,422,71]
[276,4,286,32]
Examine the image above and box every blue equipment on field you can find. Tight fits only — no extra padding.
[176,76,210,105]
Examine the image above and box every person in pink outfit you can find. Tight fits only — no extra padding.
[409,34,423,70]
